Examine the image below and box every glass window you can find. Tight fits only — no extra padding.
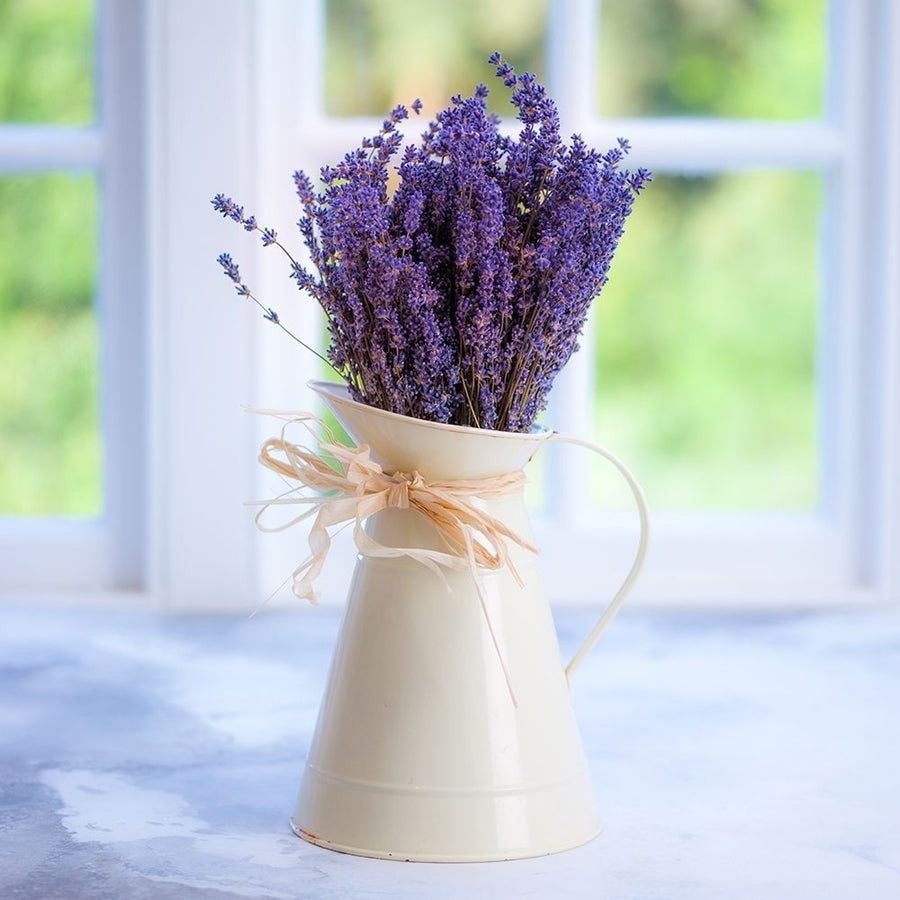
[0,0,99,517]
[596,0,826,120]
[0,173,100,516]
[591,171,821,510]
[324,0,547,117]
[0,0,95,125]
[318,1,824,516]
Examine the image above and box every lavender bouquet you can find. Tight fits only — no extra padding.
[213,53,649,433]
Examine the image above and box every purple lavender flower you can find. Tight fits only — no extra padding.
[217,252,241,284]
[212,53,649,432]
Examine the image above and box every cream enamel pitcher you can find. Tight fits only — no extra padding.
[264,380,649,862]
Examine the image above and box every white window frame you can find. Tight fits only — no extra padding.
[6,0,895,612]
[0,0,145,593]
[247,0,900,610]
[532,0,900,607]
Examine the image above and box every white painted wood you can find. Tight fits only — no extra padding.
[543,0,598,520]
[859,0,900,602]
[884,0,900,602]
[0,125,102,170]
[817,0,898,599]
[291,118,845,176]
[547,0,595,128]
[828,0,868,589]
[99,0,146,587]
[533,511,861,607]
[144,0,259,611]
[0,520,114,591]
[581,119,845,173]
[0,0,145,593]
[251,1,330,609]
[555,0,894,606]
[245,0,900,610]
[5,0,898,609]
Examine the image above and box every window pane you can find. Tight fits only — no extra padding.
[0,0,95,125]
[591,171,821,510]
[597,0,826,119]
[0,173,100,516]
[325,0,547,117]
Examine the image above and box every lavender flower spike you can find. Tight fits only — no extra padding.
[211,53,650,432]
[217,252,241,284]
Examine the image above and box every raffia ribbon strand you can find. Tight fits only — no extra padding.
[248,410,540,705]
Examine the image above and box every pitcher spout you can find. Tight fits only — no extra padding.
[308,379,551,481]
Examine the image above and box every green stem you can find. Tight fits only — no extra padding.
[246,292,343,378]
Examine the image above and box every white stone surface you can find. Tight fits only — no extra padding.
[1,604,898,899]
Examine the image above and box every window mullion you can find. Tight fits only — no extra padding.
[878,0,900,600]
[831,0,900,595]
[95,0,146,587]
[0,125,102,171]
[251,0,332,603]
[532,0,879,605]
[582,119,844,173]
[547,0,596,127]
[145,0,260,611]
[819,0,870,584]
[0,1,129,595]
[544,0,598,522]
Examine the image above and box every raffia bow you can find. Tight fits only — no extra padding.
[249,409,541,704]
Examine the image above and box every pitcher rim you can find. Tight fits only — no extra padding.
[307,379,552,445]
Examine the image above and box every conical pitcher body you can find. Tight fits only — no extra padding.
[291,381,604,861]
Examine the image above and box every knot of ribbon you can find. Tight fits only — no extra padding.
[249,409,541,705]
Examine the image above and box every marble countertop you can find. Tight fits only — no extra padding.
[1,603,898,899]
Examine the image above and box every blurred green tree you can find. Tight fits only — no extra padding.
[0,0,99,515]
[322,0,825,510]
[597,0,824,119]
[325,0,546,117]
[0,0,826,514]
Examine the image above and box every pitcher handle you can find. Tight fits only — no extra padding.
[548,433,650,682]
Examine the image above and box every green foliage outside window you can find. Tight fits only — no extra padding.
[324,0,825,510]
[0,0,98,516]
[0,0,825,515]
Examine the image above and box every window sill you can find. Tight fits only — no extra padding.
[2,602,898,898]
